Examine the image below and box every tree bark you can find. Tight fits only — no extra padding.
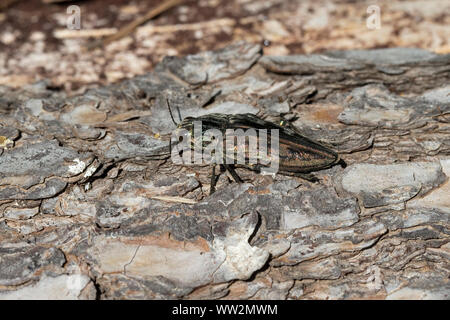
[0,42,449,299]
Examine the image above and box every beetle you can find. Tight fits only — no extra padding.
[167,102,344,194]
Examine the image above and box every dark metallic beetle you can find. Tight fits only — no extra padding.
[169,110,343,194]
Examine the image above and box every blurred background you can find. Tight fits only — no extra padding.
[0,0,448,93]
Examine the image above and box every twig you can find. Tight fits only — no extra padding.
[53,28,118,39]
[150,196,197,204]
[87,0,183,50]
[137,18,235,34]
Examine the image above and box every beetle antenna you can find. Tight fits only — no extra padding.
[169,135,172,158]
[166,98,178,126]
[176,105,182,123]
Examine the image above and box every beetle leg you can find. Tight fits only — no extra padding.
[224,164,243,183]
[210,165,217,195]
[337,157,347,168]
[294,172,319,182]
